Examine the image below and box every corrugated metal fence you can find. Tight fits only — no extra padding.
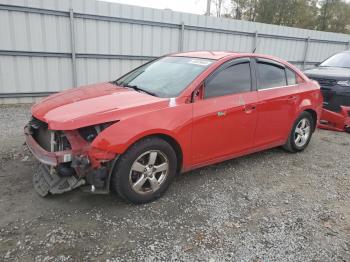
[0,0,349,104]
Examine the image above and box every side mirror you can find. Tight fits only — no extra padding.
[191,85,203,102]
[314,62,320,67]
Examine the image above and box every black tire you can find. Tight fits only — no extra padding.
[111,137,177,204]
[345,125,350,133]
[283,111,314,153]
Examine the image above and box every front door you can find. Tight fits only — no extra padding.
[191,58,258,165]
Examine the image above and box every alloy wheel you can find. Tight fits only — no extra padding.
[129,150,169,194]
[294,118,311,147]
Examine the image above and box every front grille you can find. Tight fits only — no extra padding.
[31,120,52,151]
[321,89,335,104]
[29,116,48,129]
[309,77,337,88]
[309,77,337,110]
[29,116,71,152]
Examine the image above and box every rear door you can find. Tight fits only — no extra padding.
[191,58,258,164]
[253,58,300,147]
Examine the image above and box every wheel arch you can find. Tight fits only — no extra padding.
[303,108,318,132]
[123,133,183,174]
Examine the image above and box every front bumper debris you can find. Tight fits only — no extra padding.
[318,106,350,132]
[33,164,85,196]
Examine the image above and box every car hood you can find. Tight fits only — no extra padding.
[32,83,168,130]
[304,67,350,80]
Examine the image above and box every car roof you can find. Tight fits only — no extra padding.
[170,51,290,62]
[170,51,305,79]
[171,51,239,60]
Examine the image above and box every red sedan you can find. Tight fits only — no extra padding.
[25,51,323,204]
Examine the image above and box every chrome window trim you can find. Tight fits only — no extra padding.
[257,83,299,91]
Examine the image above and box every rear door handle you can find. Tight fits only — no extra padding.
[287,96,297,104]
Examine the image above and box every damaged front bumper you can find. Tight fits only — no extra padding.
[25,125,72,166]
[24,123,117,196]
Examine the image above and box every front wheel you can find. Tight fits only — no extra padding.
[283,111,314,153]
[111,137,177,204]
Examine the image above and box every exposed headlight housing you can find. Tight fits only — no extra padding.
[337,80,350,87]
[78,121,118,142]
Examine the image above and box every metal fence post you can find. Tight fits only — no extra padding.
[253,31,258,52]
[69,8,77,87]
[303,36,310,70]
[179,22,185,52]
[2,3,350,100]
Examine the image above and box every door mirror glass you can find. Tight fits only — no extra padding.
[191,84,204,103]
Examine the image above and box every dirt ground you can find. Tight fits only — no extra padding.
[0,104,350,261]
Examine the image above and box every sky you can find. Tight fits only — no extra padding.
[98,0,208,15]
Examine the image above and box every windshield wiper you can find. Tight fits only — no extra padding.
[110,80,123,86]
[123,84,157,97]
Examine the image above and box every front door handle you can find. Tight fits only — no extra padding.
[217,111,226,117]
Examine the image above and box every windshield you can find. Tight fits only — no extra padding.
[320,52,350,69]
[115,56,213,98]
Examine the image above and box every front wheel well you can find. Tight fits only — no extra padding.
[304,109,317,132]
[125,134,183,174]
[156,134,183,174]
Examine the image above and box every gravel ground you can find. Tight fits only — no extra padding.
[0,104,350,261]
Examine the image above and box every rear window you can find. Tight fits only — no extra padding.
[257,62,287,90]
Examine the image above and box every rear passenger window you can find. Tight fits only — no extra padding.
[257,62,287,90]
[204,62,251,99]
[286,68,297,85]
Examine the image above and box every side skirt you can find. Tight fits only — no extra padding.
[184,140,285,173]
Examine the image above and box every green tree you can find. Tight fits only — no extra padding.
[317,0,350,33]
[254,0,318,29]
[219,0,350,34]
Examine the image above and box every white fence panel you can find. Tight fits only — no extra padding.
[0,0,349,103]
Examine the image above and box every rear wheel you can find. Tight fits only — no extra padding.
[111,137,177,204]
[345,125,350,133]
[283,111,314,153]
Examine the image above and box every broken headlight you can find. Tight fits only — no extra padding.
[78,121,118,142]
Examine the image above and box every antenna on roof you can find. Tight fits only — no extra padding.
[252,47,257,53]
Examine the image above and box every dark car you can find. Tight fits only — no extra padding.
[304,51,350,132]
[304,51,350,113]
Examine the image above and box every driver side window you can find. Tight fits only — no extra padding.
[204,62,252,99]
